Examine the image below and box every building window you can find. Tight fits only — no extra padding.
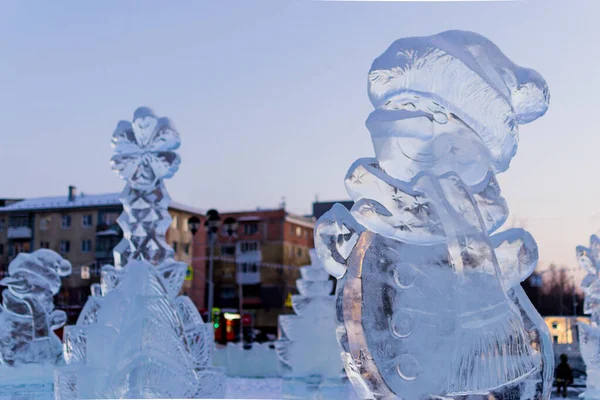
[0,218,5,232]
[184,242,191,255]
[552,322,558,329]
[553,336,559,344]
[220,287,236,300]
[297,247,303,257]
[60,240,71,254]
[40,241,50,249]
[40,217,51,231]
[171,216,178,229]
[244,223,258,235]
[102,213,118,226]
[82,215,93,228]
[296,226,302,237]
[221,245,236,256]
[240,263,259,273]
[173,242,178,253]
[61,215,72,229]
[10,216,29,228]
[81,239,92,253]
[240,241,258,253]
[9,243,30,257]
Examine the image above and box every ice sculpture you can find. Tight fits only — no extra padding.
[576,235,600,399]
[0,249,72,366]
[276,249,352,399]
[55,107,224,399]
[315,30,553,399]
[0,249,71,399]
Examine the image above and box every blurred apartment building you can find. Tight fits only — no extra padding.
[209,208,315,336]
[0,193,348,338]
[0,186,205,321]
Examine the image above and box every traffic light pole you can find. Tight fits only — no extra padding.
[207,235,216,323]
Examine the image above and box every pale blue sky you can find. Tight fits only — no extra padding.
[0,0,598,271]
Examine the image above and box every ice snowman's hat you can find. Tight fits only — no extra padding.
[367,30,550,174]
[0,249,72,295]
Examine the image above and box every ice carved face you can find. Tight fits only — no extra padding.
[367,30,549,184]
[367,96,493,186]
[0,250,72,314]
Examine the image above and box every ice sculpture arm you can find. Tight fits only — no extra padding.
[491,228,538,289]
[49,310,67,331]
[22,294,50,339]
[315,203,365,279]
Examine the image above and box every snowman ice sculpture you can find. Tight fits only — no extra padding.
[0,249,72,367]
[315,30,553,399]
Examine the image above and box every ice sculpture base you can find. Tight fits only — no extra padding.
[195,366,227,399]
[580,390,600,400]
[282,376,358,400]
[224,343,280,377]
[0,366,54,400]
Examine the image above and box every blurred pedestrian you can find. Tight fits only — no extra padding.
[555,353,573,398]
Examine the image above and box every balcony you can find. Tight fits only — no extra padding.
[236,271,261,285]
[96,223,121,236]
[7,226,32,239]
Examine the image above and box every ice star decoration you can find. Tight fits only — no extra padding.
[111,107,181,191]
[350,171,365,184]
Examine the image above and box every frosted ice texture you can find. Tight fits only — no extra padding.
[276,250,341,376]
[577,235,600,398]
[55,107,223,399]
[315,30,553,400]
[276,250,345,399]
[0,249,71,367]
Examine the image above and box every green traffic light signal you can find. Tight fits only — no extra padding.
[214,323,219,329]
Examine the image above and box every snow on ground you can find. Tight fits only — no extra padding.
[226,378,283,399]
[550,386,585,399]
[226,378,587,400]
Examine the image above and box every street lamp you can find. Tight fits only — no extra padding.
[188,216,201,236]
[203,209,221,323]
[222,217,240,317]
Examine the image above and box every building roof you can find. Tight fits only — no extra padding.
[0,192,204,215]
[219,208,315,228]
[312,200,354,219]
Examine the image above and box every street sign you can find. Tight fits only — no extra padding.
[185,265,194,281]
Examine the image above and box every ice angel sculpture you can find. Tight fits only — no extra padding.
[315,30,553,399]
[0,249,72,367]
[576,235,600,399]
[55,107,224,399]
[276,250,353,399]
